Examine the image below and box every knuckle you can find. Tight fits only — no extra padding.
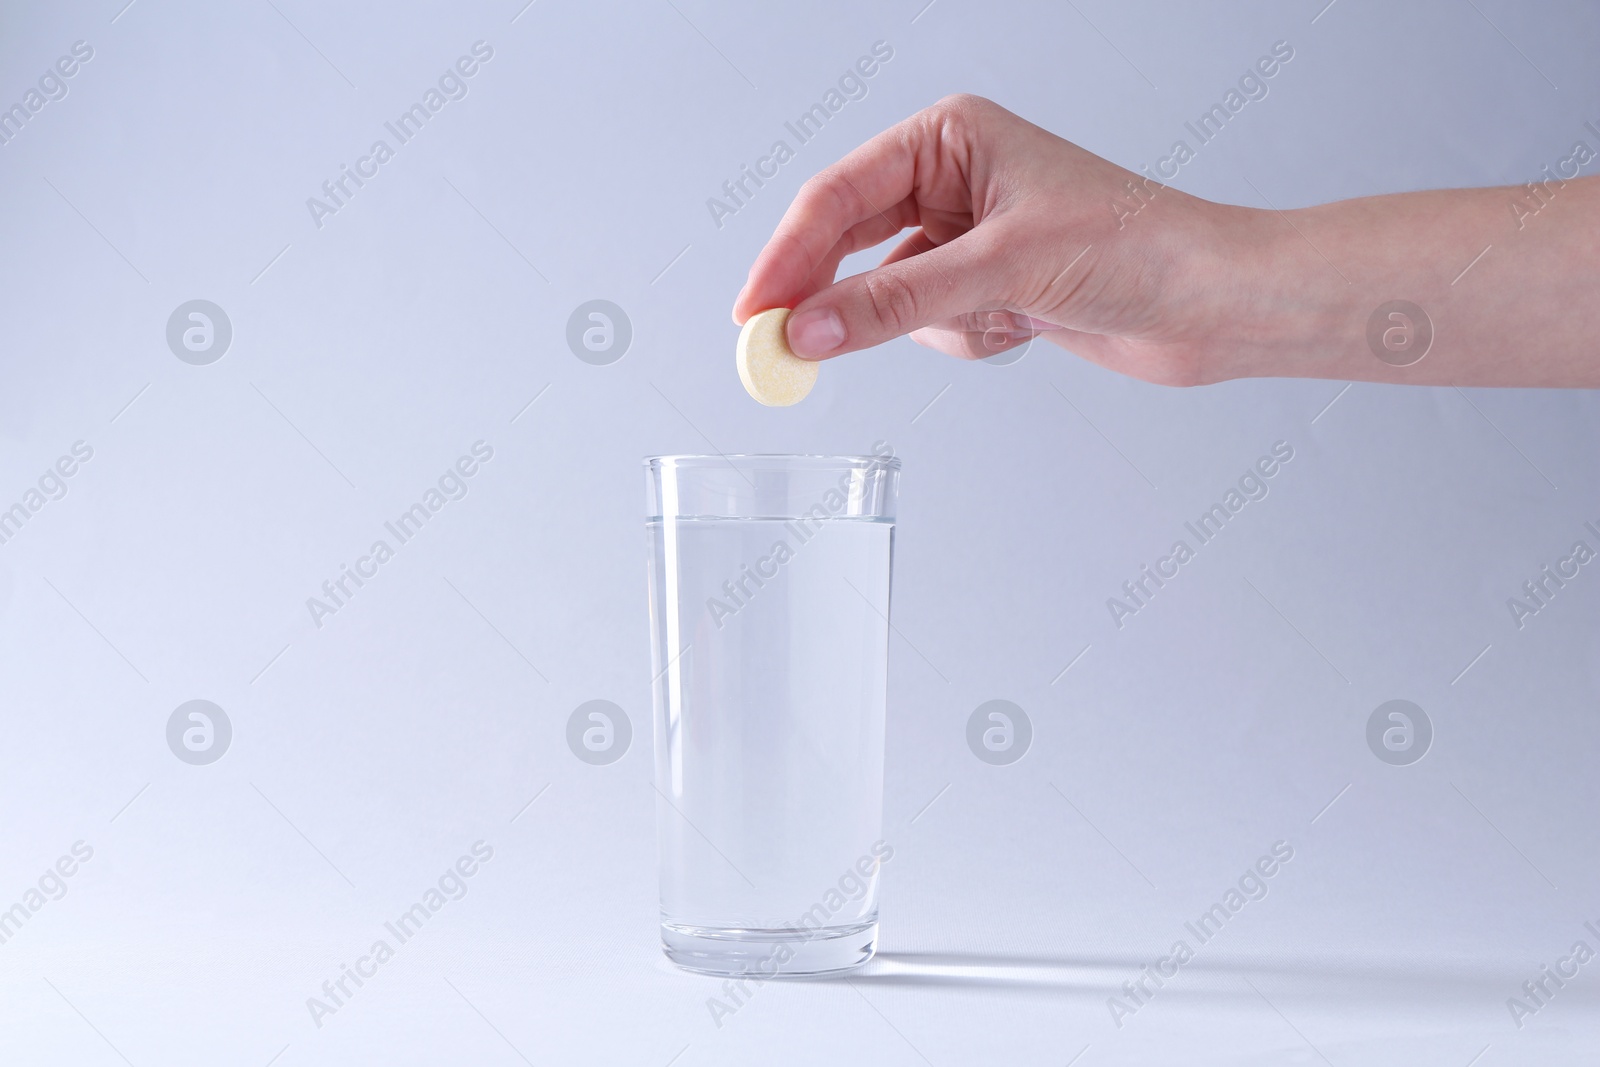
[924,93,1005,137]
[906,95,985,140]
[861,271,922,334]
[953,309,1022,334]
[934,92,994,119]
[797,168,852,219]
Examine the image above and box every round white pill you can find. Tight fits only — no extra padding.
[736,308,818,407]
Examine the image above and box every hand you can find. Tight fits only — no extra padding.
[732,94,1250,386]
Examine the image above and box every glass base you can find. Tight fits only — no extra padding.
[661,919,877,978]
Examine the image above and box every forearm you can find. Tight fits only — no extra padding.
[1207,176,1600,387]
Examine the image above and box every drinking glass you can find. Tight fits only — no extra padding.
[645,453,900,977]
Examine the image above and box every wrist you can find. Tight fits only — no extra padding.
[1189,202,1352,383]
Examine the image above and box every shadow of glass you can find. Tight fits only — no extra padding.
[824,949,1537,1008]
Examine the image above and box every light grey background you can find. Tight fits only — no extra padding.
[3,0,1599,1063]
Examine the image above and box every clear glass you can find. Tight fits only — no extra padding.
[645,453,900,977]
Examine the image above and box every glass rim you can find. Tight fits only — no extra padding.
[643,453,901,471]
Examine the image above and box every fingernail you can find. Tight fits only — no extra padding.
[788,308,845,357]
[1019,315,1060,330]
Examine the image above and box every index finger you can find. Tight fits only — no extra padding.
[732,114,927,324]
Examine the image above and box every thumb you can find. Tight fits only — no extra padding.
[785,231,1013,359]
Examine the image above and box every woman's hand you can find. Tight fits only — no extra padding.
[732,93,1250,386]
